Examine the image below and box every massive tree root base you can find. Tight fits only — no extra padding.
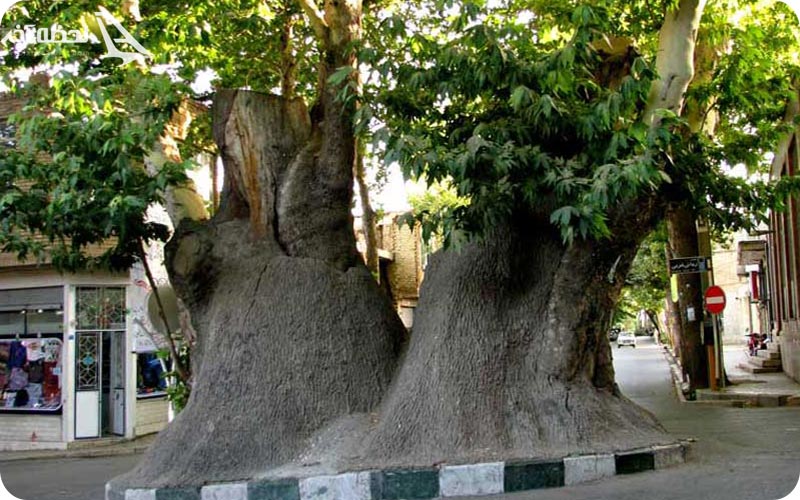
[111,223,404,488]
[337,223,669,471]
[110,86,669,489]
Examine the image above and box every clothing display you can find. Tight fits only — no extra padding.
[43,361,59,399]
[8,341,26,369]
[28,359,44,383]
[0,339,62,410]
[25,383,42,403]
[25,340,45,362]
[8,367,28,391]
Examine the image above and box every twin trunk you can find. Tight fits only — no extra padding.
[112,91,669,489]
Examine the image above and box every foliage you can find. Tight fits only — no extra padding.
[365,0,800,246]
[157,343,191,413]
[406,180,469,245]
[615,226,669,326]
[0,76,188,270]
[367,2,669,246]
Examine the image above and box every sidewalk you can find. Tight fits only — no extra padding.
[0,433,155,463]
[694,344,800,406]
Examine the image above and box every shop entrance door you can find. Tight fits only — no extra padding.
[74,286,127,440]
[75,332,101,439]
[103,331,125,436]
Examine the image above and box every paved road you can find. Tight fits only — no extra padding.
[1,337,799,500]
[0,454,140,500]
[459,337,800,500]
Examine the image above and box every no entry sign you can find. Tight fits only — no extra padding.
[704,286,726,315]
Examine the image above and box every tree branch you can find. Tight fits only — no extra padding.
[296,0,328,42]
[644,0,707,128]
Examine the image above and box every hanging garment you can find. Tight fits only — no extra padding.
[28,359,44,383]
[25,341,45,362]
[25,382,42,403]
[8,341,27,369]
[13,388,28,407]
[0,343,9,363]
[8,367,28,391]
[43,341,60,363]
[43,361,59,399]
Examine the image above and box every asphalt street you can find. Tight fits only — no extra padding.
[1,336,798,500]
[0,453,140,500]
[460,336,800,500]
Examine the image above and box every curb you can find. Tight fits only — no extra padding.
[0,440,155,463]
[107,443,687,500]
[0,444,152,463]
[662,346,689,402]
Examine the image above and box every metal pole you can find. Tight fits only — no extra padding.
[707,256,726,389]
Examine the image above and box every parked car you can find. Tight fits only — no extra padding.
[617,331,636,348]
[608,326,621,342]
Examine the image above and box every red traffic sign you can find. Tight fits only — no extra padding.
[704,286,726,314]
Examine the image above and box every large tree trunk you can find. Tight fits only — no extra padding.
[341,205,672,469]
[666,203,709,390]
[112,45,405,492]
[355,140,379,277]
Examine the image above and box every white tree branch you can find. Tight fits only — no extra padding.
[296,0,329,42]
[644,0,707,128]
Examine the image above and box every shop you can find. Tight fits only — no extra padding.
[0,268,171,451]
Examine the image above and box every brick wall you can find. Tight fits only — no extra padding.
[381,216,423,304]
[0,94,23,120]
[134,397,169,436]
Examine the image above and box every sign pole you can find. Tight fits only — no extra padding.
[704,284,727,391]
[708,271,726,389]
[712,313,720,390]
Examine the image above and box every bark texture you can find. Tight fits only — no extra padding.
[351,205,671,469]
[354,141,379,277]
[112,88,404,488]
[666,203,709,390]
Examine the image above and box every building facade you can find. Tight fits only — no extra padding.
[0,263,171,451]
[765,115,800,382]
[0,92,171,451]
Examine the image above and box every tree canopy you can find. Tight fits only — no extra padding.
[1,0,800,260]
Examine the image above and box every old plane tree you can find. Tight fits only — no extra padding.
[0,0,798,489]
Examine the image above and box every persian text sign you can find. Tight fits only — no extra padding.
[668,256,710,275]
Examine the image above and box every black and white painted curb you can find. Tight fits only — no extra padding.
[107,443,687,500]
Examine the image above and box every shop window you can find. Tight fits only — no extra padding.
[136,352,168,398]
[0,337,63,412]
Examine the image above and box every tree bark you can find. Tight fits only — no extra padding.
[110,0,409,487]
[112,88,405,489]
[666,203,709,390]
[355,139,379,277]
[643,0,707,127]
[342,202,671,469]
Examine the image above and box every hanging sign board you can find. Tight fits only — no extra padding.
[669,256,710,275]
